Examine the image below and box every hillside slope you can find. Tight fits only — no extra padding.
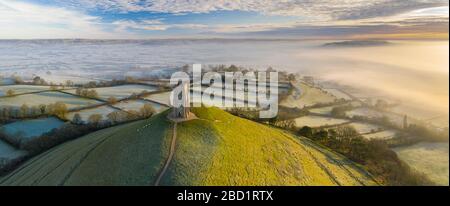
[0,107,378,186]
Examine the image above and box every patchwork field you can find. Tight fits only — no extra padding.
[0,91,101,110]
[281,82,336,108]
[114,100,168,113]
[67,106,120,123]
[0,117,65,143]
[394,142,449,186]
[0,85,52,96]
[294,115,350,128]
[67,84,159,101]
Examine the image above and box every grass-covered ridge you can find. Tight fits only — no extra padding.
[161,107,378,186]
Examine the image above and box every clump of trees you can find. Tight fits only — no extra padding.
[297,125,434,186]
[75,88,99,98]
[6,89,15,96]
[330,104,354,118]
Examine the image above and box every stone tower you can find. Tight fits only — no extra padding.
[172,82,191,119]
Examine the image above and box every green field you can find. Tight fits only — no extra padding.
[0,107,378,186]
[394,142,449,186]
[0,91,101,110]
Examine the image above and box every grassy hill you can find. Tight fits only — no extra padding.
[0,107,379,186]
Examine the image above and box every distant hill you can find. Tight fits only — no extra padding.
[0,107,378,186]
[323,40,391,47]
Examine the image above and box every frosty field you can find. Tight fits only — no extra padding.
[0,139,28,168]
[323,88,353,100]
[394,142,449,186]
[143,92,171,106]
[281,82,336,108]
[69,85,158,101]
[0,117,65,141]
[346,107,384,118]
[309,106,334,115]
[114,100,169,113]
[0,85,52,96]
[294,115,350,128]
[0,78,14,86]
[362,130,398,140]
[348,122,384,134]
[0,91,101,110]
[67,106,120,123]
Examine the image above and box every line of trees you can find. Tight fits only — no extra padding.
[0,102,68,123]
[297,125,434,186]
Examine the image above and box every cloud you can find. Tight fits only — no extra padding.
[57,0,449,21]
[0,0,133,39]
[112,19,208,32]
[1,0,448,39]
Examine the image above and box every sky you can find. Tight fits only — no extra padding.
[0,0,448,39]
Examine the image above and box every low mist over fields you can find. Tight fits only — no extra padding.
[0,39,448,118]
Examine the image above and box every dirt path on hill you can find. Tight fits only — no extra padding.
[154,122,177,186]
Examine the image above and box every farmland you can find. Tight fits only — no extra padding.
[0,85,54,96]
[0,139,27,169]
[281,82,336,108]
[0,91,101,110]
[143,91,171,106]
[0,117,65,143]
[294,115,350,128]
[67,106,120,123]
[67,84,159,101]
[346,107,384,118]
[362,130,398,140]
[323,88,353,101]
[309,106,334,115]
[114,100,169,113]
[0,78,14,85]
[348,122,384,134]
[394,142,449,186]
